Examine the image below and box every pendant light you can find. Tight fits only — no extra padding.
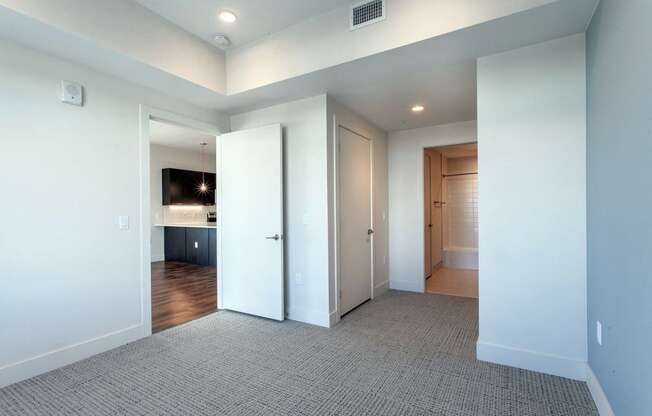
[199,142,208,193]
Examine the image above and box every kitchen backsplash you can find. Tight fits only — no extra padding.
[155,206,216,225]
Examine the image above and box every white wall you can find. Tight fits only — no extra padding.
[327,98,389,323]
[150,144,216,261]
[229,95,389,327]
[0,38,226,387]
[476,34,587,380]
[226,0,555,94]
[387,121,477,292]
[230,95,331,327]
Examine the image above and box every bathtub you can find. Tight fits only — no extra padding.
[443,247,478,270]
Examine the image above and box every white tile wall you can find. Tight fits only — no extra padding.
[444,162,478,249]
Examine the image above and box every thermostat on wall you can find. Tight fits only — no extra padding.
[61,80,83,106]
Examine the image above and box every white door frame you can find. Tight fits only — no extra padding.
[138,105,223,336]
[415,141,476,293]
[333,118,374,320]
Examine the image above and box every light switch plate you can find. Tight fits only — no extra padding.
[118,215,129,230]
[61,81,83,106]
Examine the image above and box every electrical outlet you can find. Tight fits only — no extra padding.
[596,321,602,346]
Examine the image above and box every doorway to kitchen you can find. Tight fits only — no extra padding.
[424,143,478,299]
[139,106,287,336]
[148,118,218,333]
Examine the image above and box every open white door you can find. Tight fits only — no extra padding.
[219,124,284,321]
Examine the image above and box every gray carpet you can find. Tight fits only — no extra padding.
[0,291,597,415]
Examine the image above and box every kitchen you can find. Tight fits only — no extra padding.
[149,119,218,333]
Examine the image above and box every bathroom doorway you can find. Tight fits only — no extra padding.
[424,143,478,298]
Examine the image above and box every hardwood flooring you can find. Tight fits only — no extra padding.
[151,261,217,333]
[426,267,478,299]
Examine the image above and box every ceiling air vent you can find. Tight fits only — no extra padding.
[350,0,386,31]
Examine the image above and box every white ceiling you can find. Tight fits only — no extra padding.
[149,120,216,154]
[330,61,477,131]
[134,0,352,49]
[1,0,598,132]
[216,0,598,130]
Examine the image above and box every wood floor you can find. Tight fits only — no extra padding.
[151,261,217,333]
[426,267,479,299]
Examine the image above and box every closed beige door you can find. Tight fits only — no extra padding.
[339,127,372,315]
[424,152,432,278]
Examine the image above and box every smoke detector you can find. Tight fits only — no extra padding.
[214,33,231,47]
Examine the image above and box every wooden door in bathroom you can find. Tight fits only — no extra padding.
[425,149,443,278]
[430,151,443,268]
[424,152,432,278]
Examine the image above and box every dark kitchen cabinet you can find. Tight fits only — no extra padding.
[164,227,186,262]
[164,226,216,267]
[186,228,209,266]
[208,228,217,267]
[162,168,216,206]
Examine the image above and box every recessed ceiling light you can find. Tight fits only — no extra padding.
[219,10,237,23]
[412,105,425,113]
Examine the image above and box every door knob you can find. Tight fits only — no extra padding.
[265,234,281,241]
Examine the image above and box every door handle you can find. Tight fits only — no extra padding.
[367,229,374,235]
[265,234,281,241]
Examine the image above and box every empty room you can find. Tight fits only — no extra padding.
[0,1,649,415]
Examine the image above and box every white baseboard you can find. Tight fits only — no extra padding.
[476,340,587,381]
[389,279,422,293]
[328,310,340,327]
[286,306,330,328]
[586,365,615,416]
[373,280,390,297]
[0,324,144,388]
[151,254,165,262]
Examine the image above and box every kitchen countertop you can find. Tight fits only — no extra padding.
[153,223,217,229]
